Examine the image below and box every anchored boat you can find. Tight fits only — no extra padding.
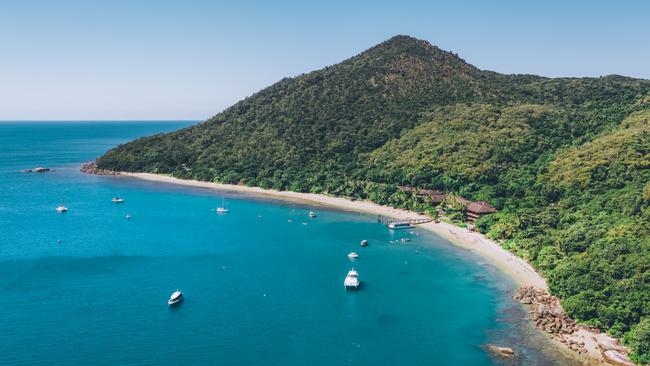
[215,193,229,213]
[168,290,184,306]
[344,268,360,289]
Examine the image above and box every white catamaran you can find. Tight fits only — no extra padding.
[344,268,360,289]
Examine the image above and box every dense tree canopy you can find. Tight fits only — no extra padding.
[97,35,650,362]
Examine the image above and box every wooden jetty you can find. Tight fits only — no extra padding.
[377,215,432,227]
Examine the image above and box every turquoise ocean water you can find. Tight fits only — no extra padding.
[0,122,577,365]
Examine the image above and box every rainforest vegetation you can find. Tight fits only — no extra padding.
[97,36,650,362]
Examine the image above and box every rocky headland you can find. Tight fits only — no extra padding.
[515,286,635,366]
[80,161,120,176]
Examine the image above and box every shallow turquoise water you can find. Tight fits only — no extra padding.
[0,122,574,365]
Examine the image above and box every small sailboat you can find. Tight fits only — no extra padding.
[112,197,125,203]
[347,252,359,259]
[308,211,317,218]
[215,193,229,213]
[344,268,360,289]
[168,290,184,306]
[360,240,368,247]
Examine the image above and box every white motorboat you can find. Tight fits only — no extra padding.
[360,240,368,247]
[347,252,359,259]
[344,268,360,289]
[168,290,184,306]
[308,211,317,218]
[112,197,125,203]
[56,205,68,213]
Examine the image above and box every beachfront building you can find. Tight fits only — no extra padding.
[398,186,496,222]
[466,201,497,221]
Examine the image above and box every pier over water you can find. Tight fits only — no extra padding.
[377,215,432,227]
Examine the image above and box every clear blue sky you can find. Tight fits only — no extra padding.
[1,0,648,120]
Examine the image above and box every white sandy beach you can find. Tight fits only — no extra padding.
[121,172,547,290]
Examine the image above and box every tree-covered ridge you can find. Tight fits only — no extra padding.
[366,104,575,195]
[96,35,650,362]
[549,109,650,190]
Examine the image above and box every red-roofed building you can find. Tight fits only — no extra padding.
[466,201,497,221]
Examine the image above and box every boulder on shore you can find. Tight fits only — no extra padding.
[602,350,635,366]
[548,305,563,318]
[598,337,627,353]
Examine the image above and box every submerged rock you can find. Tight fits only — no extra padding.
[486,345,516,358]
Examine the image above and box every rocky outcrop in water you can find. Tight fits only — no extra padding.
[21,167,51,173]
[80,162,120,176]
[514,287,578,338]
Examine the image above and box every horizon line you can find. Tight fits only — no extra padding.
[0,119,202,122]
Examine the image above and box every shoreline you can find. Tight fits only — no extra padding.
[121,172,548,288]
[105,171,629,365]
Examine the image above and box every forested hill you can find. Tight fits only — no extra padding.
[96,35,650,362]
[97,35,647,185]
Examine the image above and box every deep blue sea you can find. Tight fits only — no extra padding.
[0,122,578,365]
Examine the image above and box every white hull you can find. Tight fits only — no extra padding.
[168,297,183,306]
[168,290,184,306]
[344,278,360,289]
